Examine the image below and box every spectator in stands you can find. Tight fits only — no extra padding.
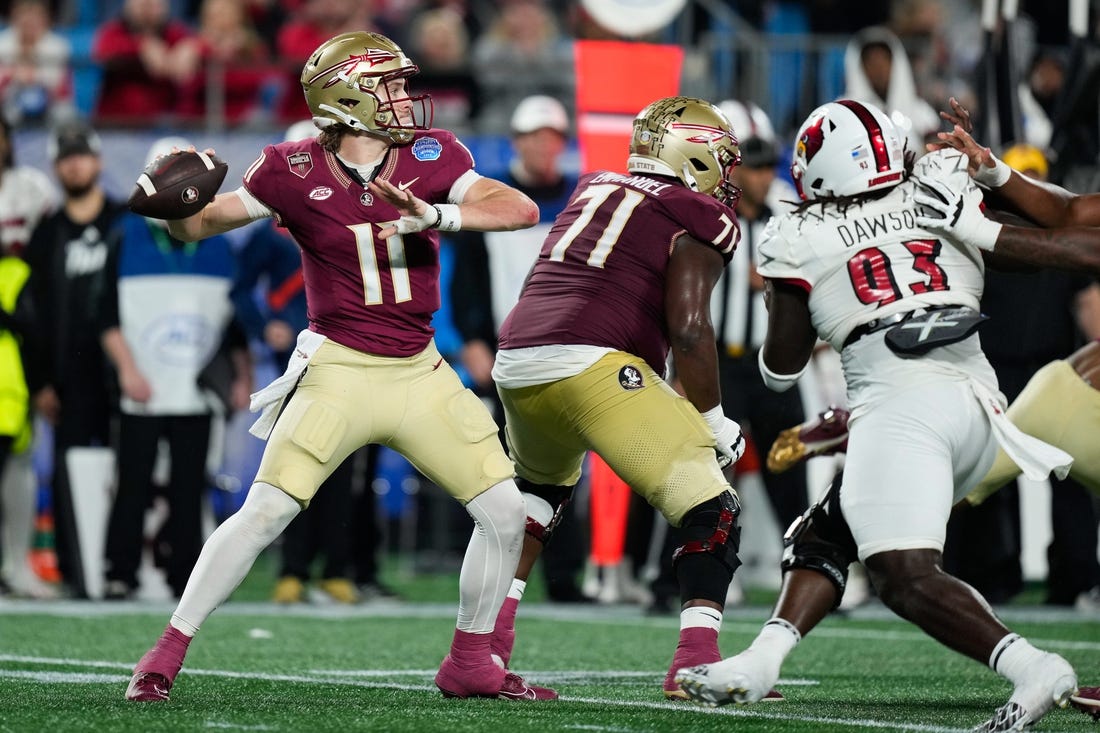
[471,0,574,135]
[449,94,588,602]
[26,120,126,599]
[0,114,56,598]
[91,0,193,125]
[275,0,377,123]
[0,0,72,125]
[171,0,273,127]
[843,25,941,147]
[0,219,43,598]
[99,137,247,600]
[406,6,480,136]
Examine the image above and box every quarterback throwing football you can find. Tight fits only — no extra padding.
[124,31,557,703]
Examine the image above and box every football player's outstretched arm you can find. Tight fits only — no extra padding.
[759,279,817,390]
[665,234,726,413]
[166,190,257,242]
[456,177,540,232]
[931,121,1100,228]
[370,176,539,239]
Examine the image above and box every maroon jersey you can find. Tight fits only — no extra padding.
[243,130,475,356]
[498,170,739,374]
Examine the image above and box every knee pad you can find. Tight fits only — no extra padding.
[672,490,742,573]
[515,477,574,544]
[240,482,302,540]
[780,471,857,609]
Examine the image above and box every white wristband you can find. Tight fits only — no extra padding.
[971,217,1004,251]
[700,405,725,433]
[973,153,1012,189]
[433,204,462,232]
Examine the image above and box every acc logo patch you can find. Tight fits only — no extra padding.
[288,151,313,178]
[360,191,374,206]
[309,186,333,200]
[412,137,442,161]
[618,365,644,390]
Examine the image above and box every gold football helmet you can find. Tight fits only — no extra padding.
[626,96,741,205]
[301,32,433,144]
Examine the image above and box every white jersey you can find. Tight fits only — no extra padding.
[0,166,57,256]
[757,150,985,352]
[756,150,1070,546]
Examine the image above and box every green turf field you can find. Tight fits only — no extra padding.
[1,554,1098,732]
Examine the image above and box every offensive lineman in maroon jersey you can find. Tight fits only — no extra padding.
[124,32,558,702]
[488,96,751,698]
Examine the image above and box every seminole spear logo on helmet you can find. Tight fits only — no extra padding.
[309,49,400,89]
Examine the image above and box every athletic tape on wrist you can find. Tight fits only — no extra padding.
[432,204,461,232]
[974,153,1012,189]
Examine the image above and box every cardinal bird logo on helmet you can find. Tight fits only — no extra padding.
[797,115,827,163]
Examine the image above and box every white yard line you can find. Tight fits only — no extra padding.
[0,654,973,732]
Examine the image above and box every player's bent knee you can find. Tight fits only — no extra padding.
[781,475,857,609]
[671,491,743,603]
[466,480,527,544]
[239,481,302,537]
[516,478,574,544]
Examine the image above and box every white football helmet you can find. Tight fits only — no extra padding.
[627,96,742,206]
[301,31,432,144]
[790,100,906,201]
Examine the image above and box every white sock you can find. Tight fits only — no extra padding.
[172,482,300,633]
[456,480,525,633]
[507,578,527,602]
[990,633,1041,685]
[681,605,723,632]
[750,617,801,660]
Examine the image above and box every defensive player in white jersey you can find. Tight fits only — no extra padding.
[675,100,1084,733]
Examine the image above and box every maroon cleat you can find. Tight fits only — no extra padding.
[497,672,559,701]
[125,672,172,702]
[767,406,850,474]
[436,654,557,700]
[124,624,192,702]
[1071,686,1100,721]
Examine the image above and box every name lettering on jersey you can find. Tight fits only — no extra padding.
[589,171,672,196]
[412,137,442,161]
[309,186,333,201]
[837,210,917,247]
[288,151,313,179]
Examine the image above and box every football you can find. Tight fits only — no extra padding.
[128,150,229,220]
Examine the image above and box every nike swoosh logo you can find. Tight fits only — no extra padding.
[397,177,420,191]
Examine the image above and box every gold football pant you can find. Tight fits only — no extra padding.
[257,339,513,506]
[498,351,731,526]
[966,359,1100,504]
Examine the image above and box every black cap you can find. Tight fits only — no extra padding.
[739,136,779,169]
[48,120,102,161]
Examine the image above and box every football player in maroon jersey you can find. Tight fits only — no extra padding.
[124,31,558,703]
[486,96,751,698]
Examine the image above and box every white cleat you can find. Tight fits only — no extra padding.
[674,650,780,707]
[973,653,1077,732]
